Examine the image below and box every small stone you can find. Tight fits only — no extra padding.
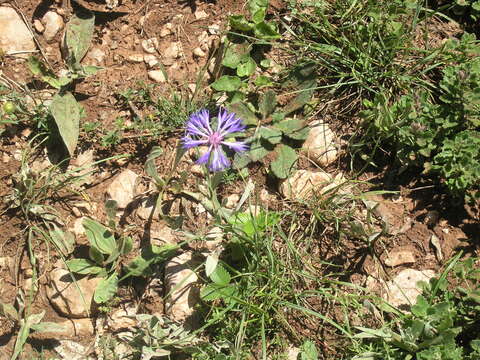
[383,269,435,308]
[72,207,82,218]
[107,304,137,331]
[164,252,200,325]
[384,248,416,267]
[190,163,203,176]
[259,189,271,203]
[280,170,333,200]
[162,41,182,65]
[148,70,166,83]
[205,227,223,250]
[33,19,44,33]
[42,11,64,41]
[127,53,144,62]
[72,217,85,236]
[106,170,139,208]
[224,194,240,209]
[194,10,208,20]
[47,268,101,318]
[54,340,87,360]
[192,47,206,58]
[286,346,301,360]
[136,195,161,220]
[87,48,106,64]
[301,121,338,167]
[143,54,159,68]
[208,24,220,35]
[0,6,36,56]
[148,223,178,246]
[160,23,173,37]
[141,37,159,54]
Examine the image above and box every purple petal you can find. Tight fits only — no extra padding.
[196,148,212,165]
[209,147,230,172]
[221,141,248,152]
[217,108,246,136]
[186,109,212,137]
[182,137,208,149]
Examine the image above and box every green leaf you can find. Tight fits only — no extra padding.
[209,264,231,286]
[283,84,315,115]
[205,254,219,277]
[211,75,242,92]
[237,57,257,77]
[252,8,266,24]
[94,274,118,304]
[119,236,133,255]
[249,137,270,161]
[259,126,282,144]
[274,119,309,140]
[227,102,258,126]
[233,151,252,169]
[125,244,178,277]
[0,302,19,321]
[259,90,277,119]
[255,75,273,87]
[82,218,117,255]
[222,43,250,69]
[229,15,254,32]
[271,145,297,179]
[64,11,95,66]
[105,199,118,229]
[300,340,319,360]
[145,146,164,186]
[81,65,102,76]
[49,225,75,256]
[66,258,104,275]
[254,21,281,40]
[30,322,67,333]
[201,283,236,301]
[249,0,269,19]
[89,245,104,265]
[50,91,82,156]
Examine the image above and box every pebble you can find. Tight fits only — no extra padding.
[0,6,36,56]
[148,70,166,83]
[193,47,206,58]
[141,37,159,54]
[383,268,435,308]
[42,11,64,41]
[384,248,416,267]
[301,121,338,167]
[106,169,139,208]
[127,53,144,63]
[160,23,173,37]
[194,10,208,20]
[33,19,45,33]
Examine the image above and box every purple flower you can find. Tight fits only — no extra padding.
[182,108,248,171]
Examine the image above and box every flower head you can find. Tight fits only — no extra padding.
[182,108,248,171]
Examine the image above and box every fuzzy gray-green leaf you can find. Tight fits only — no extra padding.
[50,92,82,156]
[271,145,297,179]
[64,11,95,65]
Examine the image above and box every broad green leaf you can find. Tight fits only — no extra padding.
[0,303,18,321]
[300,340,318,360]
[94,274,118,304]
[49,225,75,256]
[211,75,242,92]
[283,80,316,115]
[233,151,252,169]
[119,236,133,255]
[222,43,250,69]
[145,146,164,186]
[81,65,102,76]
[229,15,254,32]
[30,322,66,333]
[249,0,269,18]
[271,145,297,179]
[82,218,117,255]
[89,245,104,265]
[201,283,236,301]
[236,57,256,77]
[64,11,95,66]
[125,244,178,277]
[255,75,273,87]
[252,8,266,24]
[205,254,219,277]
[254,21,281,40]
[274,119,309,140]
[50,91,82,156]
[227,102,258,126]
[259,90,277,119]
[105,199,118,229]
[66,258,104,275]
[249,137,270,161]
[210,264,231,286]
[259,126,282,144]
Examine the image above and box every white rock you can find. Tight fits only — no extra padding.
[33,19,44,33]
[72,216,85,236]
[107,304,137,331]
[192,47,206,58]
[301,121,338,167]
[42,11,64,41]
[71,149,95,185]
[194,10,208,20]
[106,170,139,208]
[141,37,158,54]
[0,6,36,56]
[286,346,301,360]
[148,70,166,83]
[127,53,144,62]
[143,54,158,68]
[160,23,173,37]
[136,195,160,220]
[164,252,200,324]
[384,248,416,267]
[149,223,178,246]
[87,48,106,64]
[208,24,220,35]
[383,269,435,308]
[47,268,101,318]
[54,340,87,360]
[280,170,333,200]
[224,194,240,209]
[162,41,182,65]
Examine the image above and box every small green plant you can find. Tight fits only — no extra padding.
[353,256,480,360]
[65,201,133,304]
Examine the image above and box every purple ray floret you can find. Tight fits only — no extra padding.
[182,108,248,171]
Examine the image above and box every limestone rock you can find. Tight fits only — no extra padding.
[194,10,208,20]
[162,42,182,65]
[384,248,416,267]
[106,170,139,208]
[301,121,338,167]
[136,195,161,220]
[0,6,36,56]
[42,11,64,41]
[164,252,200,325]
[160,23,173,37]
[141,37,158,54]
[193,47,206,58]
[34,19,44,33]
[127,53,144,62]
[47,268,101,318]
[280,170,333,200]
[54,340,87,360]
[148,223,178,247]
[148,70,166,83]
[107,304,137,331]
[224,194,240,209]
[87,48,106,65]
[383,269,435,308]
